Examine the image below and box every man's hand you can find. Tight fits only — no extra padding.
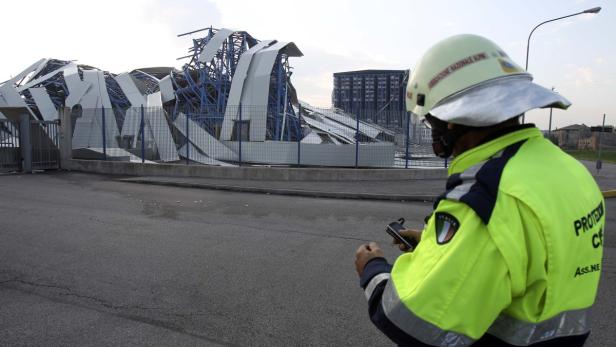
[392,229,422,252]
[355,242,384,277]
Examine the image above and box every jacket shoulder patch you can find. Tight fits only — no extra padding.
[435,212,460,245]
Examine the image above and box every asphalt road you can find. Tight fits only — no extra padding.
[0,172,614,346]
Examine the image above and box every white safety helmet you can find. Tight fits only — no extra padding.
[405,34,571,126]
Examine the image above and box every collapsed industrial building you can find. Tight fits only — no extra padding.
[0,27,430,168]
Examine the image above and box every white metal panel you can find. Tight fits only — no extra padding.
[115,73,146,107]
[76,147,155,163]
[80,70,112,108]
[120,107,139,147]
[197,28,235,63]
[220,40,274,141]
[241,41,294,142]
[317,107,380,139]
[144,93,178,162]
[174,112,237,161]
[8,58,47,84]
[300,131,322,144]
[302,115,355,144]
[146,92,163,107]
[96,71,113,109]
[0,83,28,107]
[301,101,385,139]
[71,107,119,149]
[72,108,96,149]
[0,83,37,118]
[29,87,58,120]
[27,59,50,83]
[120,107,155,149]
[63,65,91,108]
[178,142,235,166]
[72,72,119,148]
[221,141,395,167]
[159,75,175,103]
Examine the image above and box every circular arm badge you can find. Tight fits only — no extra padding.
[435,212,460,245]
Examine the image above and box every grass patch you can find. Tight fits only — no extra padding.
[565,150,616,163]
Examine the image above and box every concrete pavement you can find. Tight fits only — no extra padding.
[0,172,614,346]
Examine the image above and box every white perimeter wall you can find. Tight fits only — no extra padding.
[221,141,395,167]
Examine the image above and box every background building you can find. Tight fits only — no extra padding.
[578,125,616,150]
[332,70,409,130]
[553,124,591,149]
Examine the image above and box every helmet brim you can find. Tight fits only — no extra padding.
[429,75,571,127]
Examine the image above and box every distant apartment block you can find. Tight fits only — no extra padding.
[332,70,409,129]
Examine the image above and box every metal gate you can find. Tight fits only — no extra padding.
[0,119,20,173]
[30,119,60,170]
[0,118,60,173]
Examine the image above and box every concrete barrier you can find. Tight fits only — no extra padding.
[66,159,448,181]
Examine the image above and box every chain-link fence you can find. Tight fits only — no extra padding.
[70,105,446,169]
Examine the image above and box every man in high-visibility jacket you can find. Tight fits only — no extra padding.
[355,34,605,346]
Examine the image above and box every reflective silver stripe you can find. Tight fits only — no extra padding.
[381,280,475,347]
[487,309,590,346]
[446,182,475,200]
[445,161,484,201]
[364,273,390,301]
[460,161,485,179]
[445,152,505,202]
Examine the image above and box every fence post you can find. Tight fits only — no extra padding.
[405,113,410,169]
[59,107,73,169]
[297,104,302,167]
[101,106,107,160]
[19,112,32,173]
[355,112,360,168]
[238,103,242,166]
[185,111,190,165]
[140,105,145,163]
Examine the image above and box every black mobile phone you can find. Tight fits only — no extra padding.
[386,218,417,250]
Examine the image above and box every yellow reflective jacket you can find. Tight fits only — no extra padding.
[361,126,604,346]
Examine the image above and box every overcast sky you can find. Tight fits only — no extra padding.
[1,0,613,129]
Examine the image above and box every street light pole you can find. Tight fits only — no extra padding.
[596,113,606,172]
[548,87,554,137]
[522,6,601,123]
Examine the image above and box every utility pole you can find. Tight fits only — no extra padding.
[596,113,606,172]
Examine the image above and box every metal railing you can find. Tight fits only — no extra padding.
[30,119,60,170]
[0,119,20,173]
[70,105,447,169]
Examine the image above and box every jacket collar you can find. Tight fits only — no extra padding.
[448,126,543,175]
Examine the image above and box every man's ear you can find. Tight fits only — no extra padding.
[447,123,455,130]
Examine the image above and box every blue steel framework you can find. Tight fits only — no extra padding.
[173,27,302,142]
[19,59,72,117]
[268,54,301,141]
[104,71,131,128]
[173,28,253,132]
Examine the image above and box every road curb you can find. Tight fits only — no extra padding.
[69,159,448,182]
[117,178,615,202]
[118,178,438,203]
